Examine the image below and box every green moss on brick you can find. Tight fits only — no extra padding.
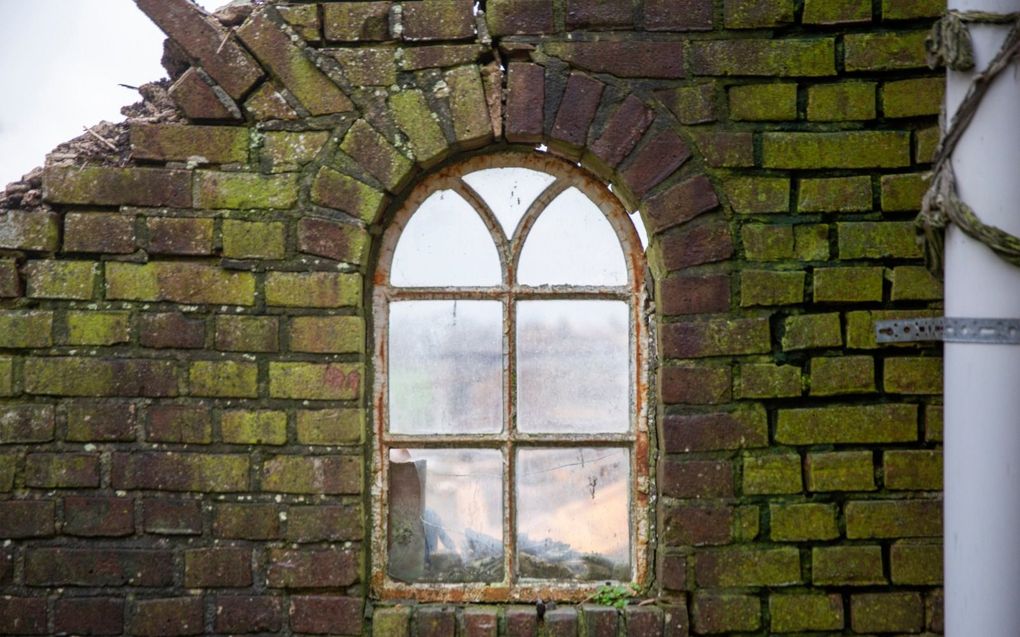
[810,355,875,395]
[130,123,250,163]
[777,404,917,444]
[691,39,836,76]
[850,593,924,633]
[269,362,362,400]
[814,266,884,303]
[846,499,942,538]
[221,410,287,445]
[771,503,839,541]
[331,47,398,86]
[782,312,842,351]
[215,315,279,352]
[883,0,943,20]
[696,546,802,587]
[795,224,830,260]
[798,176,872,212]
[289,316,365,353]
[261,455,360,494]
[880,173,928,211]
[0,357,12,397]
[66,311,131,346]
[729,83,797,120]
[763,131,910,168]
[24,261,98,300]
[372,605,411,637]
[106,263,255,306]
[838,221,921,259]
[890,541,943,584]
[916,126,940,163]
[389,89,450,166]
[265,272,361,308]
[660,83,717,125]
[0,311,54,348]
[310,166,388,223]
[743,452,802,494]
[884,357,942,394]
[804,0,872,24]
[807,81,876,121]
[194,171,299,209]
[883,77,943,118]
[222,220,286,260]
[769,593,844,633]
[261,131,330,173]
[844,31,929,71]
[0,454,15,490]
[807,451,876,491]
[724,0,795,27]
[812,545,885,585]
[742,224,794,261]
[891,266,942,301]
[189,360,259,398]
[737,363,802,399]
[740,270,805,307]
[725,177,790,214]
[295,409,363,445]
[884,450,942,491]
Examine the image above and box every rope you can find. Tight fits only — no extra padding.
[916,10,1020,272]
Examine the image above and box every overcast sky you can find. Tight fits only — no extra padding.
[0,0,221,187]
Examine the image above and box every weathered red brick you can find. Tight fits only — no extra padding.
[0,404,56,443]
[401,0,475,40]
[168,68,240,120]
[266,548,359,588]
[545,607,578,637]
[66,402,137,442]
[660,274,730,316]
[464,607,500,637]
[661,317,770,359]
[24,357,179,398]
[137,0,263,99]
[505,63,545,143]
[146,217,214,255]
[130,597,203,637]
[25,453,100,488]
[287,504,363,542]
[44,166,192,207]
[542,41,686,78]
[26,548,173,586]
[664,503,734,546]
[130,123,248,163]
[619,128,692,198]
[625,606,663,637]
[645,0,714,30]
[566,0,633,27]
[661,554,688,591]
[589,94,656,169]
[488,0,556,34]
[0,597,47,635]
[54,597,124,636]
[660,218,734,271]
[146,405,212,444]
[63,496,134,537]
[214,503,280,540]
[184,547,252,587]
[215,595,285,633]
[663,409,768,452]
[0,500,55,538]
[297,217,368,263]
[0,210,59,252]
[0,259,20,297]
[643,175,720,233]
[111,452,249,492]
[0,548,12,585]
[551,72,605,148]
[323,2,391,41]
[139,312,206,349]
[661,364,732,404]
[143,498,202,535]
[289,596,364,635]
[64,212,136,254]
[661,459,735,498]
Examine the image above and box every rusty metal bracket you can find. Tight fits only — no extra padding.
[875,317,1020,344]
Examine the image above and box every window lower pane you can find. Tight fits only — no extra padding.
[515,447,631,581]
[389,300,503,434]
[388,448,504,583]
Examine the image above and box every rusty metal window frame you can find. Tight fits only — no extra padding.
[371,152,651,602]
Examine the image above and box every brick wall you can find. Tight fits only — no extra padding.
[0,0,944,634]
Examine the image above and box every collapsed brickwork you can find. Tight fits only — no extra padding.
[0,0,944,634]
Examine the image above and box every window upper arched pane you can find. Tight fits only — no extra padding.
[461,166,556,239]
[390,189,501,287]
[517,187,628,286]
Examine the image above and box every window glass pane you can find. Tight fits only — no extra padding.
[516,447,630,581]
[516,300,629,434]
[388,448,504,583]
[517,187,627,286]
[462,167,556,239]
[389,300,503,434]
[390,190,501,287]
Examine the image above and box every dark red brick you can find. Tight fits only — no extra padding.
[567,0,634,27]
[928,588,944,633]
[146,405,212,444]
[660,218,734,270]
[214,503,280,539]
[185,547,252,587]
[663,601,689,637]
[506,606,538,637]
[146,217,214,255]
[664,503,734,546]
[64,212,136,254]
[0,500,55,538]
[266,548,359,588]
[416,606,456,637]
[140,312,206,349]
[130,597,203,637]
[626,606,664,637]
[582,605,618,637]
[506,63,545,143]
[215,595,285,633]
[26,548,173,586]
[619,128,692,198]
[0,548,12,585]
[661,364,732,405]
[488,0,555,34]
[286,504,363,542]
[463,607,499,637]
[660,317,770,359]
[663,411,768,453]
[143,498,202,535]
[54,597,124,636]
[661,274,731,316]
[645,0,714,30]
[546,607,578,637]
[661,459,735,498]
[590,94,656,169]
[63,496,134,537]
[643,175,720,233]
[402,0,475,40]
[110,452,249,492]
[0,597,47,635]
[542,41,686,78]
[136,0,263,99]
[551,72,605,148]
[44,166,192,208]
[168,68,240,120]
[297,217,366,263]
[289,596,363,635]
[66,402,136,442]
[0,405,55,443]
[26,453,99,488]
[661,554,688,591]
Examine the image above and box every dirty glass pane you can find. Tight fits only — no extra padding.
[388,448,505,583]
[516,300,629,434]
[390,189,501,287]
[516,447,630,581]
[389,301,503,434]
[462,167,556,239]
[517,187,627,286]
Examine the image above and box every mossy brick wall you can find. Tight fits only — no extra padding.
[0,0,945,634]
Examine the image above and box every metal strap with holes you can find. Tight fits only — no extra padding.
[875,317,1020,344]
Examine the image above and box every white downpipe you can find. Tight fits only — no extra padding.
[944,1,1020,635]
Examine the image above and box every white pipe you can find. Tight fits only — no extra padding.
[944,1,1020,635]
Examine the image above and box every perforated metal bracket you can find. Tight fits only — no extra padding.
[875,317,1020,344]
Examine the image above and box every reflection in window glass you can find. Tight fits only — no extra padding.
[516,447,630,581]
[462,167,556,239]
[517,301,629,434]
[389,301,503,434]
[390,190,501,287]
[517,187,627,286]
[388,448,504,583]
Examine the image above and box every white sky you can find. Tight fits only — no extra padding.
[0,0,221,187]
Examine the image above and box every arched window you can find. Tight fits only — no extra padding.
[371,153,650,601]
